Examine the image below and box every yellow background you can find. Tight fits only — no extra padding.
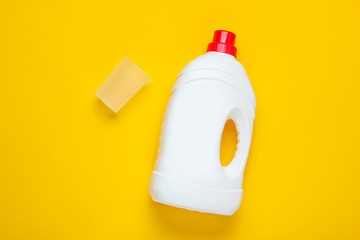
[1,0,360,239]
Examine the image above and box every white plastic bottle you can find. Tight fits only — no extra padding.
[150,30,256,216]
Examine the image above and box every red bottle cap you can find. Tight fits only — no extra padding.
[207,30,237,58]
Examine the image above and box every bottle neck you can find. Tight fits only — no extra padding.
[206,51,236,59]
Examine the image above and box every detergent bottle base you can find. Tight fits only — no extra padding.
[150,171,242,215]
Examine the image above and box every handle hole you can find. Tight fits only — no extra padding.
[220,119,238,167]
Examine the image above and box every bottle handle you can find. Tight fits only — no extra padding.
[223,109,254,179]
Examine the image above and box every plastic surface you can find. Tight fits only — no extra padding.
[207,30,237,57]
[95,57,151,112]
[149,49,256,216]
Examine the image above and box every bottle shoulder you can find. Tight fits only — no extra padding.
[179,52,243,74]
[177,52,256,105]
